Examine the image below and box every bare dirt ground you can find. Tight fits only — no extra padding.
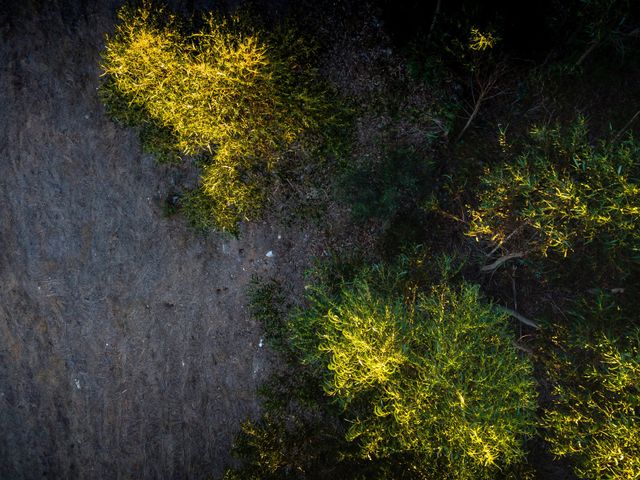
[0,0,450,476]
[0,1,322,477]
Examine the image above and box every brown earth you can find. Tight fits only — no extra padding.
[0,1,325,478]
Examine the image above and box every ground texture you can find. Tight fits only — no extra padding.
[0,1,311,477]
[0,0,446,477]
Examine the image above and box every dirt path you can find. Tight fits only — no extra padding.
[0,1,307,477]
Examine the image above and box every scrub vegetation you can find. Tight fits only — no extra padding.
[100,4,338,232]
[467,118,640,262]
[96,0,640,478]
[287,258,536,479]
[544,327,640,480]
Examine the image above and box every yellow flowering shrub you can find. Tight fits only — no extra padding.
[100,4,335,232]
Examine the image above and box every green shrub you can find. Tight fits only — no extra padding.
[225,278,373,480]
[247,278,291,354]
[468,118,640,261]
[543,328,640,479]
[288,259,537,479]
[100,4,336,232]
[544,0,639,72]
[221,374,374,480]
[337,147,443,254]
[340,148,435,222]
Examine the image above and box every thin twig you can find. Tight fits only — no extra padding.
[425,0,442,48]
[612,109,640,144]
[455,65,504,143]
[455,93,484,143]
[497,306,539,329]
[587,287,625,294]
[432,206,468,224]
[512,341,534,355]
[486,223,526,257]
[480,252,524,272]
[575,39,600,67]
[511,270,518,311]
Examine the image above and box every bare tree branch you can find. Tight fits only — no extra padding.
[480,252,524,272]
[455,64,505,143]
[497,306,539,329]
[612,109,640,144]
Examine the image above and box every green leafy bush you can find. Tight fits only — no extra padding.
[337,148,443,254]
[100,4,336,232]
[543,328,640,479]
[288,259,537,479]
[222,373,375,480]
[340,148,434,222]
[224,278,374,480]
[468,118,640,261]
[545,0,639,72]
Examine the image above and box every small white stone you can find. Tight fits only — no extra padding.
[74,379,81,390]
[258,338,264,348]
[265,251,274,258]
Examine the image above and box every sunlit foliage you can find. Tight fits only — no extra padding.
[468,27,497,51]
[544,328,640,479]
[468,118,640,260]
[289,260,537,478]
[100,4,335,231]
